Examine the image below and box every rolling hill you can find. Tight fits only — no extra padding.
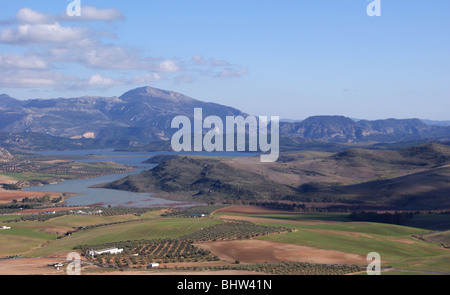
[100,156,298,202]
[101,143,450,209]
[338,165,450,209]
[331,143,450,169]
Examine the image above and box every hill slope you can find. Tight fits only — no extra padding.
[337,165,450,210]
[331,143,450,169]
[101,143,450,209]
[101,156,297,202]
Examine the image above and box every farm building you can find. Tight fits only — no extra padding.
[88,248,123,257]
[191,214,206,218]
[1,226,11,230]
[147,263,160,268]
[49,262,64,268]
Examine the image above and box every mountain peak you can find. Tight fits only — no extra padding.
[301,115,358,126]
[0,94,17,101]
[0,94,22,108]
[119,86,196,103]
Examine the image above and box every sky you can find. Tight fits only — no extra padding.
[0,0,449,120]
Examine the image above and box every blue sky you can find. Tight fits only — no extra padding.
[0,0,449,120]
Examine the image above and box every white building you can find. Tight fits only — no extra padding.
[1,226,11,230]
[88,248,123,257]
[148,263,160,268]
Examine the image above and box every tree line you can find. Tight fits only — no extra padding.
[349,211,416,225]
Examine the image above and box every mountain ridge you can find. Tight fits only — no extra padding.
[1,87,449,146]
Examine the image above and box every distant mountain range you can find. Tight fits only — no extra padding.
[0,87,449,149]
[280,116,450,143]
[0,87,244,146]
[421,119,450,127]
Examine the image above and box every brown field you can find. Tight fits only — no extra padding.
[0,190,62,204]
[0,258,261,275]
[218,214,341,226]
[0,258,68,275]
[0,175,17,185]
[158,261,231,269]
[195,239,367,265]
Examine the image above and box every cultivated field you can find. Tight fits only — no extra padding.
[194,239,367,265]
[1,205,449,275]
[0,189,62,204]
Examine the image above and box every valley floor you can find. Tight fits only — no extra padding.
[1,205,449,275]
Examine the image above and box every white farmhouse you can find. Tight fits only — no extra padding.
[148,263,160,268]
[88,248,123,257]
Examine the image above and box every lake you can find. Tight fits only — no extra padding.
[24,149,254,208]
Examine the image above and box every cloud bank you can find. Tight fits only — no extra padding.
[0,6,248,90]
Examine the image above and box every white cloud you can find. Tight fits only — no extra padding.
[57,74,123,90]
[0,53,49,70]
[131,73,164,84]
[216,67,249,78]
[0,23,86,44]
[0,69,64,88]
[76,6,124,21]
[14,6,123,24]
[192,55,207,65]
[17,8,53,24]
[209,58,230,67]
[71,44,142,69]
[156,60,182,73]
[0,7,249,91]
[88,74,117,86]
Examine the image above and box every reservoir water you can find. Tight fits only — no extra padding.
[23,149,254,208]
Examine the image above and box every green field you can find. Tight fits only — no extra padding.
[0,215,23,222]
[211,211,450,273]
[1,208,450,274]
[417,230,450,248]
[0,211,166,257]
[215,212,354,222]
[18,216,222,257]
[234,213,450,273]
